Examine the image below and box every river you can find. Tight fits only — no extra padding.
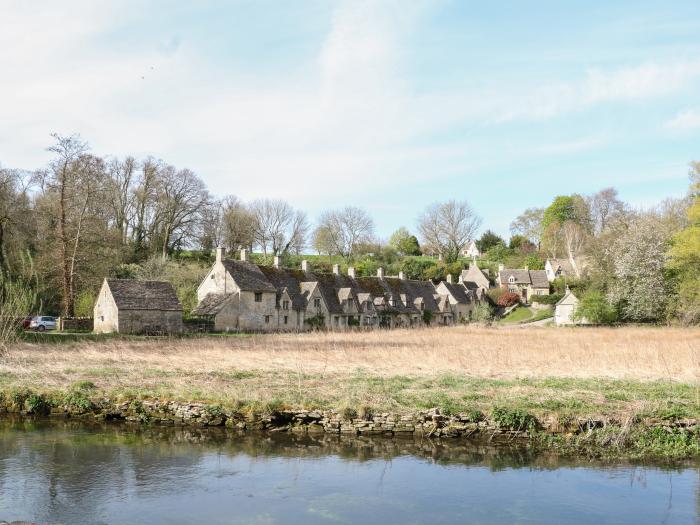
[0,419,697,524]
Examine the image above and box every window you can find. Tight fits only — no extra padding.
[334,316,339,326]
[255,292,263,302]
[284,316,288,325]
[347,299,353,308]
[420,303,424,311]
[537,290,544,295]
[508,276,515,284]
[264,315,270,323]
[314,298,321,308]
[210,274,214,279]
[283,300,289,310]
[509,286,518,293]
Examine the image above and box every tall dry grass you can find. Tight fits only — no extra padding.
[5,325,699,385]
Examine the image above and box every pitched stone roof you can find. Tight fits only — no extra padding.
[222,260,276,292]
[460,264,490,290]
[257,266,307,309]
[191,293,231,316]
[499,269,549,288]
[529,270,549,288]
[439,281,472,304]
[106,279,182,311]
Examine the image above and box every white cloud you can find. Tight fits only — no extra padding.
[496,60,700,122]
[664,108,700,132]
[0,0,697,232]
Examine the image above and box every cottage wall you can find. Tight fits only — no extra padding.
[213,295,240,332]
[118,309,183,334]
[93,281,118,334]
[555,302,577,325]
[197,261,238,302]
[237,290,277,331]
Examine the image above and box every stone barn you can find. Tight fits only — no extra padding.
[94,279,183,334]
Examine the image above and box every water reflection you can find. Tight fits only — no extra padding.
[0,419,697,524]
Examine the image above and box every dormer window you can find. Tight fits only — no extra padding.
[255,292,263,302]
[314,298,321,308]
[508,276,515,284]
[282,300,289,310]
[347,299,353,308]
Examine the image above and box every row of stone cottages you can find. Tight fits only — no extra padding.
[93,249,582,334]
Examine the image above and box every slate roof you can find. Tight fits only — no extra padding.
[106,279,182,311]
[202,259,478,318]
[460,264,491,290]
[440,281,472,304]
[191,293,231,316]
[499,269,549,288]
[257,266,307,309]
[222,260,276,292]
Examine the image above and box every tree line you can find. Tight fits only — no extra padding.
[0,134,481,316]
[1,133,698,325]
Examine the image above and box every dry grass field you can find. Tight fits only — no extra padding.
[3,325,700,419]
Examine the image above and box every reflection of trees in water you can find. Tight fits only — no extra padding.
[0,417,695,520]
[0,419,209,521]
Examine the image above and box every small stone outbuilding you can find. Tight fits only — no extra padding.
[554,289,588,326]
[94,279,183,334]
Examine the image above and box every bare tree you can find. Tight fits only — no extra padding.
[106,156,137,245]
[587,187,626,235]
[153,166,210,258]
[509,207,544,247]
[249,199,309,257]
[221,196,256,252]
[561,221,587,277]
[38,134,120,316]
[0,167,35,269]
[131,157,161,255]
[314,206,374,262]
[417,200,482,263]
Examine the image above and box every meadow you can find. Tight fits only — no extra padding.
[4,326,699,421]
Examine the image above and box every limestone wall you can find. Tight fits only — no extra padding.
[118,309,183,335]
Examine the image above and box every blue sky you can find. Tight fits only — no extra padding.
[2,0,700,239]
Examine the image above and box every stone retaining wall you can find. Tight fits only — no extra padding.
[1,395,697,440]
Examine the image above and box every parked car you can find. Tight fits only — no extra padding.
[30,316,57,332]
[22,316,33,330]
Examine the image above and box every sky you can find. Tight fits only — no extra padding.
[2,0,700,239]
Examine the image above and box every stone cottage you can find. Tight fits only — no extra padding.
[93,279,183,334]
[192,249,478,332]
[496,265,550,303]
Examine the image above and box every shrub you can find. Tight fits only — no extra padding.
[491,407,538,431]
[497,292,520,307]
[531,293,563,305]
[574,291,618,325]
[304,315,325,329]
[470,304,494,323]
[422,309,433,325]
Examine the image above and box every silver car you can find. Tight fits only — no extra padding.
[30,316,57,332]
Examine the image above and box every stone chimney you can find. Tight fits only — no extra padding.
[301,260,309,272]
[332,264,340,275]
[446,274,453,284]
[215,246,225,263]
[498,263,505,272]
[348,267,356,279]
[377,267,385,279]
[273,256,281,268]
[240,249,248,262]
[398,271,406,280]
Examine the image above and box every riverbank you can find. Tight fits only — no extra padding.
[2,326,699,458]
